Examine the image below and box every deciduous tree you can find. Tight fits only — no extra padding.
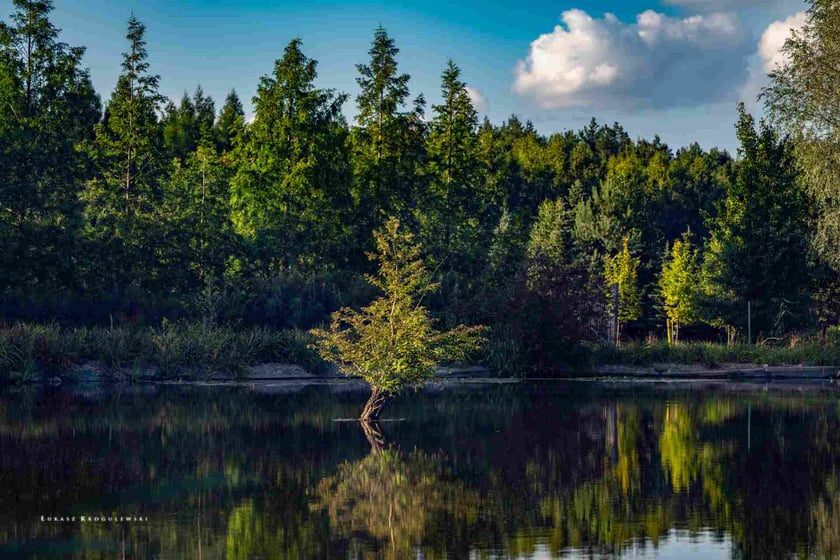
[310,218,485,421]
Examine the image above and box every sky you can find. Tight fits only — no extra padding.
[1,0,809,154]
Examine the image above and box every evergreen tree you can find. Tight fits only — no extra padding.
[507,197,603,366]
[163,86,216,161]
[0,0,100,295]
[162,92,196,161]
[80,14,166,292]
[422,60,481,265]
[159,146,238,291]
[215,89,245,153]
[229,39,352,273]
[192,85,215,148]
[352,27,415,229]
[661,144,729,243]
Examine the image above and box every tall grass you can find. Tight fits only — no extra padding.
[0,322,325,383]
[589,338,840,368]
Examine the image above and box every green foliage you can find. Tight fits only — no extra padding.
[310,218,485,395]
[590,337,840,368]
[351,26,419,227]
[162,86,215,160]
[159,146,239,291]
[701,105,810,336]
[0,322,322,382]
[604,238,643,333]
[763,0,840,270]
[421,60,481,265]
[80,15,167,294]
[658,231,700,343]
[0,13,832,372]
[229,38,352,272]
[214,89,245,153]
[527,197,570,266]
[0,0,100,296]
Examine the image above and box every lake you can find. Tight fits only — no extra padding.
[1,380,840,559]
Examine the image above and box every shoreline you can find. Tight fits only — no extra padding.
[21,360,840,385]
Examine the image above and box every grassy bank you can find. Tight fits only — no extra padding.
[0,322,325,383]
[589,338,840,369]
[4,322,840,384]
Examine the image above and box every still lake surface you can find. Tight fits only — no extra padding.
[2,379,840,559]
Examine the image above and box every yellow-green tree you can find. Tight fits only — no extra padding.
[658,231,700,344]
[310,218,485,421]
[604,237,642,343]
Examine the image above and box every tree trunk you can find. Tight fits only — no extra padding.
[361,419,385,454]
[360,386,388,422]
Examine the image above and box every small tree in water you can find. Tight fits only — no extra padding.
[310,218,485,421]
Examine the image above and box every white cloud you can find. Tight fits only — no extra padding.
[758,11,807,72]
[740,11,806,108]
[513,9,750,110]
[465,86,486,111]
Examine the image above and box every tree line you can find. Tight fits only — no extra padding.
[1,0,837,368]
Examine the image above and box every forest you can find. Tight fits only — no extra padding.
[1,0,839,376]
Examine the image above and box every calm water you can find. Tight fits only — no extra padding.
[2,380,840,559]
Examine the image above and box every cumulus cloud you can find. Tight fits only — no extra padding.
[513,9,750,110]
[740,11,806,107]
[465,86,486,111]
[758,11,807,72]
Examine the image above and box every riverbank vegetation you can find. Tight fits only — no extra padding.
[1,0,839,379]
[0,322,322,382]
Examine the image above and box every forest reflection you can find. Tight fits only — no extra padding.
[2,381,840,559]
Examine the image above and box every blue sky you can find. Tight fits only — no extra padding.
[2,0,807,153]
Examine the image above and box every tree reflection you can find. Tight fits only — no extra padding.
[313,421,478,559]
[5,385,840,559]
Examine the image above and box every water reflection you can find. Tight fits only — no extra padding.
[1,381,840,558]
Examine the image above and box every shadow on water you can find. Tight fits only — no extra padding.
[2,380,840,558]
